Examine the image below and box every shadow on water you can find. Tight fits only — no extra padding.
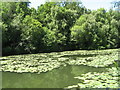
[2,65,107,88]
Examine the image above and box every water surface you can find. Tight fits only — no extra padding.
[2,65,107,88]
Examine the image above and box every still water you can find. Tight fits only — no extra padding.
[2,65,107,88]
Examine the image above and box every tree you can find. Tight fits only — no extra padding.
[1,2,30,55]
[71,14,98,49]
[1,1,119,56]
[21,15,45,53]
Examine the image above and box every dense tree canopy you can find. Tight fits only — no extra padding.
[1,1,120,56]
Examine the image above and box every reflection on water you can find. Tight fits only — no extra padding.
[2,65,107,88]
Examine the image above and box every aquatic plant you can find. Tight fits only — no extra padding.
[66,67,120,88]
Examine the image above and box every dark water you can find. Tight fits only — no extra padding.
[2,65,107,88]
[61,54,97,58]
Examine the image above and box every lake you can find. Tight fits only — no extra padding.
[2,65,107,88]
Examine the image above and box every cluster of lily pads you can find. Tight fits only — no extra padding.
[66,67,120,88]
[0,49,118,74]
[68,52,118,67]
[0,52,71,73]
[0,55,63,73]
[0,49,119,88]
[66,49,118,68]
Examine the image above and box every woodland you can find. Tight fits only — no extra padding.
[1,1,120,56]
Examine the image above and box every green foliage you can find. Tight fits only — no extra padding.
[21,15,45,53]
[71,14,98,49]
[1,1,120,56]
[71,8,119,50]
[1,2,30,55]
